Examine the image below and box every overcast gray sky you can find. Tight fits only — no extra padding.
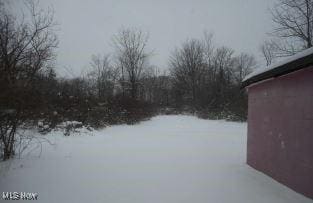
[38,0,275,77]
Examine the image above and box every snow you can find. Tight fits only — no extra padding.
[0,115,312,203]
[60,121,82,126]
[37,121,43,127]
[243,47,313,82]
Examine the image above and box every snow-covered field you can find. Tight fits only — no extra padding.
[0,115,312,203]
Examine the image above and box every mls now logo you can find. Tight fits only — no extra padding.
[2,192,38,200]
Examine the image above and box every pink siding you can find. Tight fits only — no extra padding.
[247,67,313,199]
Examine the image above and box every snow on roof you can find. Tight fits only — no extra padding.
[243,47,313,82]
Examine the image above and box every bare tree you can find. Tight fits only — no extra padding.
[170,39,207,107]
[260,40,277,66]
[233,53,256,83]
[203,31,215,66]
[209,47,235,109]
[271,0,313,56]
[140,66,160,102]
[227,53,256,121]
[88,54,118,101]
[0,0,58,160]
[113,28,150,99]
[212,47,235,84]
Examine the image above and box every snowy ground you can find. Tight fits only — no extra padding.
[0,115,312,203]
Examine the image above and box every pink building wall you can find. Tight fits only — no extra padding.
[247,67,313,199]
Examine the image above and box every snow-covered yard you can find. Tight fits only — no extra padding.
[0,115,312,203]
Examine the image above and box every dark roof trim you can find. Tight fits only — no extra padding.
[242,52,313,88]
